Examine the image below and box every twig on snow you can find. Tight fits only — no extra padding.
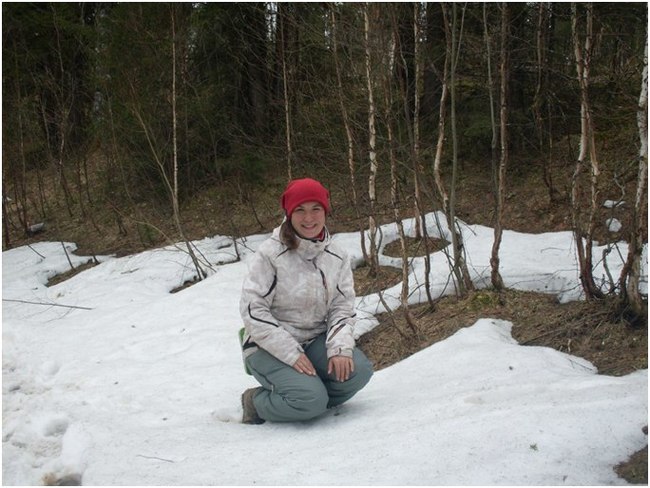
[136,454,175,463]
[2,298,93,310]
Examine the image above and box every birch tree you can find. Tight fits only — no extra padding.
[364,3,380,277]
[619,31,648,321]
[383,13,417,333]
[570,3,603,300]
[330,6,368,264]
[532,3,557,201]
[170,7,206,281]
[433,5,451,218]
[279,5,293,180]
[412,3,434,307]
[447,2,474,296]
[129,7,206,280]
[412,2,424,241]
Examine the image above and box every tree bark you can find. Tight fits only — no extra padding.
[448,3,474,296]
[433,5,450,217]
[620,30,648,320]
[490,3,509,290]
[280,8,293,181]
[483,3,498,181]
[330,7,369,265]
[533,3,558,203]
[364,3,380,277]
[412,2,424,241]
[12,38,30,236]
[570,3,603,300]
[171,8,206,280]
[384,18,418,334]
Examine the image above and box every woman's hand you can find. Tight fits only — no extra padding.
[293,353,317,376]
[328,355,354,382]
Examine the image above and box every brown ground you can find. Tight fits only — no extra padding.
[355,269,648,376]
[3,155,647,483]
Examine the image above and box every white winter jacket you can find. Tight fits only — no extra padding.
[239,225,356,366]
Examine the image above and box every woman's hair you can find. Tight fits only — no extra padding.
[280,220,299,250]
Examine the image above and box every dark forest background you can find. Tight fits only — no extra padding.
[2,2,647,317]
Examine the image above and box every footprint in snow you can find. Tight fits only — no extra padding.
[37,415,70,437]
[211,404,345,423]
[41,423,92,486]
[212,405,243,423]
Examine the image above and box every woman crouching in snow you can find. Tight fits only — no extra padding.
[239,177,373,424]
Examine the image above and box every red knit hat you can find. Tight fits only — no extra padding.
[281,178,330,217]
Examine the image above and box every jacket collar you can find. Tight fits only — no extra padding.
[296,227,330,260]
[272,224,330,260]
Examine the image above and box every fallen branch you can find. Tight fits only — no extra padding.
[2,298,93,310]
[136,454,175,463]
[27,244,46,259]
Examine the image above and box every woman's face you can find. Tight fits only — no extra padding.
[290,201,326,239]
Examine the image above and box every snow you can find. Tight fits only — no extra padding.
[607,218,623,233]
[2,212,647,486]
[603,200,625,209]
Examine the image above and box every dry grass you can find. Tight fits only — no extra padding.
[355,286,647,376]
[46,260,99,287]
[616,443,648,484]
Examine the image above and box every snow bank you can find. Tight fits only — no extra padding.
[2,217,647,485]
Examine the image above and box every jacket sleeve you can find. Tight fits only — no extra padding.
[325,251,356,359]
[239,249,304,366]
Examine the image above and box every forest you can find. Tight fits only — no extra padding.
[2,2,648,321]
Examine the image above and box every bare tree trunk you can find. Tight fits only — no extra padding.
[364,3,380,277]
[60,241,75,271]
[571,3,603,300]
[431,4,460,299]
[449,3,474,296]
[330,7,368,265]
[532,3,547,153]
[413,3,435,310]
[534,3,558,203]
[280,10,293,181]
[619,31,648,320]
[51,5,75,219]
[56,109,74,219]
[433,5,450,216]
[388,117,418,334]
[171,7,180,219]
[490,3,509,290]
[383,20,418,334]
[12,39,30,236]
[105,89,132,238]
[120,8,208,280]
[412,3,424,241]
[410,3,434,307]
[423,5,452,307]
[170,9,206,280]
[34,161,48,220]
[449,3,463,292]
[483,3,498,190]
[2,190,11,248]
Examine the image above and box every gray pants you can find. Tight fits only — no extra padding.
[246,334,373,422]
